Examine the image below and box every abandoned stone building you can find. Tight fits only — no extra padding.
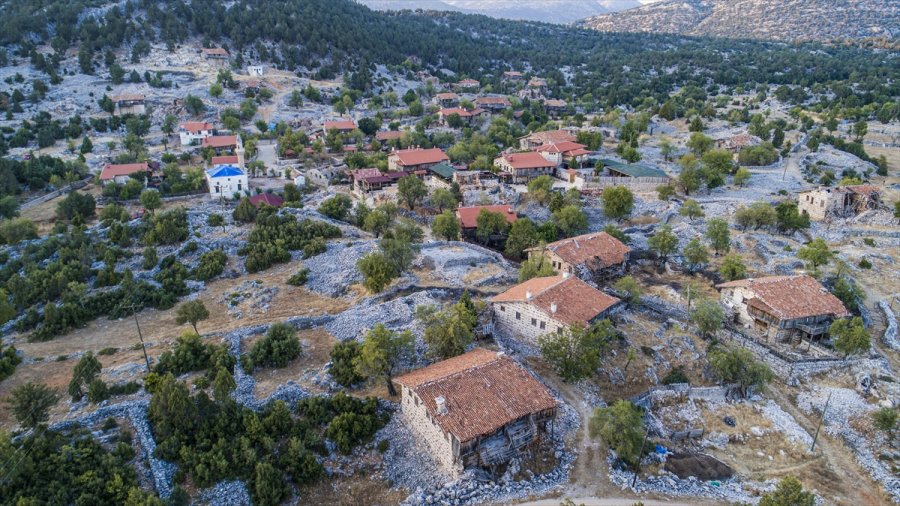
[526,231,631,281]
[716,275,851,345]
[393,348,558,476]
[796,185,881,221]
[491,273,622,345]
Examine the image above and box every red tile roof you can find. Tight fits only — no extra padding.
[499,152,557,170]
[181,121,213,133]
[249,193,284,208]
[475,97,511,106]
[435,92,459,100]
[390,148,449,167]
[528,78,546,87]
[440,107,483,118]
[544,99,567,108]
[394,349,557,443]
[349,168,383,180]
[716,275,850,320]
[202,47,229,56]
[211,155,239,166]
[202,135,238,148]
[324,120,357,131]
[492,274,621,326]
[502,71,523,78]
[457,78,480,86]
[456,205,517,229]
[540,232,631,269]
[845,184,880,196]
[99,163,149,181]
[533,141,587,155]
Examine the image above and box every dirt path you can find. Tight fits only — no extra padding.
[769,385,891,505]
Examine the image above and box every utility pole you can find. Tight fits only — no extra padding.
[131,304,151,372]
[810,391,833,453]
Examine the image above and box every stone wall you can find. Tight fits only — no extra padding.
[399,385,460,476]
[492,301,566,347]
[879,300,900,351]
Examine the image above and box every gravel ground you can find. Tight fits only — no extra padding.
[301,240,375,297]
[324,289,446,345]
[417,241,517,287]
[760,400,814,447]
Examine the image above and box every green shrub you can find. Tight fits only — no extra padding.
[97,347,117,356]
[243,323,301,372]
[286,268,309,286]
[858,258,872,269]
[193,249,227,281]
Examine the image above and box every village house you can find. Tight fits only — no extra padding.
[322,119,357,137]
[427,162,457,188]
[527,232,631,281]
[716,275,851,345]
[205,165,247,199]
[244,79,263,94]
[179,121,215,146]
[474,96,512,112]
[111,94,146,115]
[348,168,409,198]
[598,158,668,179]
[715,133,761,153]
[797,185,881,221]
[307,165,346,187]
[494,152,557,184]
[210,154,245,170]
[455,78,480,91]
[501,71,524,82]
[438,107,485,126]
[543,99,567,116]
[99,162,150,185]
[202,134,242,154]
[533,140,591,168]
[388,147,450,172]
[375,130,404,144]
[434,92,460,107]
[519,129,577,150]
[393,348,557,476]
[491,273,622,345]
[453,170,498,187]
[201,47,229,60]
[247,65,265,77]
[456,205,517,236]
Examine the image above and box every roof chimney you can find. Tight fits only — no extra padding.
[526,290,533,300]
[435,396,448,415]
[562,272,570,279]
[496,351,505,358]
[550,302,557,314]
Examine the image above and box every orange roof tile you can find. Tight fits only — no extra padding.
[716,275,850,320]
[455,205,517,229]
[211,155,239,165]
[539,232,631,269]
[390,148,449,167]
[492,275,621,326]
[202,135,238,148]
[521,130,577,145]
[99,163,149,180]
[499,151,557,170]
[180,121,213,133]
[533,141,587,155]
[394,349,557,443]
[324,120,357,131]
[375,130,403,141]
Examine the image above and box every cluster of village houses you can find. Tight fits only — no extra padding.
[93,63,883,478]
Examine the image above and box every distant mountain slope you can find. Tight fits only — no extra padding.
[359,0,643,24]
[581,0,899,42]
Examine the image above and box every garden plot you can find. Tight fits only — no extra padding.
[417,241,517,288]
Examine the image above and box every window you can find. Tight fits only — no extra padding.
[238,182,242,191]
[515,312,521,320]
[500,305,506,312]
[531,318,537,326]
[540,321,546,330]
[557,326,563,334]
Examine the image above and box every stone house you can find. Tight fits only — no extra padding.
[99,163,150,185]
[716,275,851,345]
[493,152,557,183]
[438,107,485,126]
[797,185,881,221]
[202,134,242,154]
[388,148,450,172]
[454,78,480,91]
[456,205,517,237]
[111,94,146,115]
[526,232,631,281]
[393,348,557,476]
[322,119,357,137]
[533,141,591,168]
[491,273,622,346]
[201,47,229,60]
[434,92,460,107]
[518,129,577,150]
[543,99,567,116]
[474,96,512,112]
[179,121,215,146]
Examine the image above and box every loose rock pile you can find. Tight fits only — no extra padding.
[301,240,374,297]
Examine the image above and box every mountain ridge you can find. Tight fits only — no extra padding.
[581,0,899,42]
[358,0,644,24]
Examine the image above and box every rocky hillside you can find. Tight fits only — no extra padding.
[581,0,899,42]
[359,0,643,24]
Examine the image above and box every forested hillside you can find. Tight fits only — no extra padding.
[1,0,896,114]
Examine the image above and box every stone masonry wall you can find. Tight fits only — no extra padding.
[492,301,565,347]
[399,385,460,477]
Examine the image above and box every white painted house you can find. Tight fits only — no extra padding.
[179,121,215,146]
[205,165,247,199]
